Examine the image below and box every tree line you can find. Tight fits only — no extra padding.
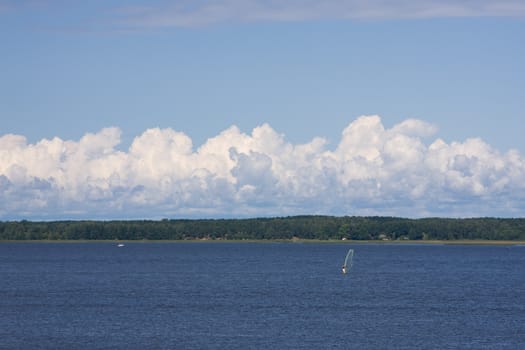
[0,216,524,241]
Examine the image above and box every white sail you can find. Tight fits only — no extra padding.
[342,248,354,274]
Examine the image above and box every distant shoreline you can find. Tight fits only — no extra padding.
[2,217,524,241]
[1,239,524,246]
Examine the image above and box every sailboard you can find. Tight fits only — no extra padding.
[342,248,354,274]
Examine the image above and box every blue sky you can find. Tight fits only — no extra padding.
[1,0,524,220]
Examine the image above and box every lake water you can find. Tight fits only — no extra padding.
[0,242,524,349]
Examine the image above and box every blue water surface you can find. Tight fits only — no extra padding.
[1,243,524,349]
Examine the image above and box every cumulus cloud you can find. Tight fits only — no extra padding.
[113,0,525,29]
[1,115,525,219]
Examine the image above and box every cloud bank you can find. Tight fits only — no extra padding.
[114,0,525,28]
[1,115,524,219]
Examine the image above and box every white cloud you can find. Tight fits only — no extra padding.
[1,115,525,219]
[113,0,525,29]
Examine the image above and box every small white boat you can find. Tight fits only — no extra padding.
[117,243,125,247]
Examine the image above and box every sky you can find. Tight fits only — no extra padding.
[1,0,524,220]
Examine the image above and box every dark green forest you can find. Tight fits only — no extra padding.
[1,216,524,241]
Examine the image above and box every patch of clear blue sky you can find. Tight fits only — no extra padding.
[1,5,524,152]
